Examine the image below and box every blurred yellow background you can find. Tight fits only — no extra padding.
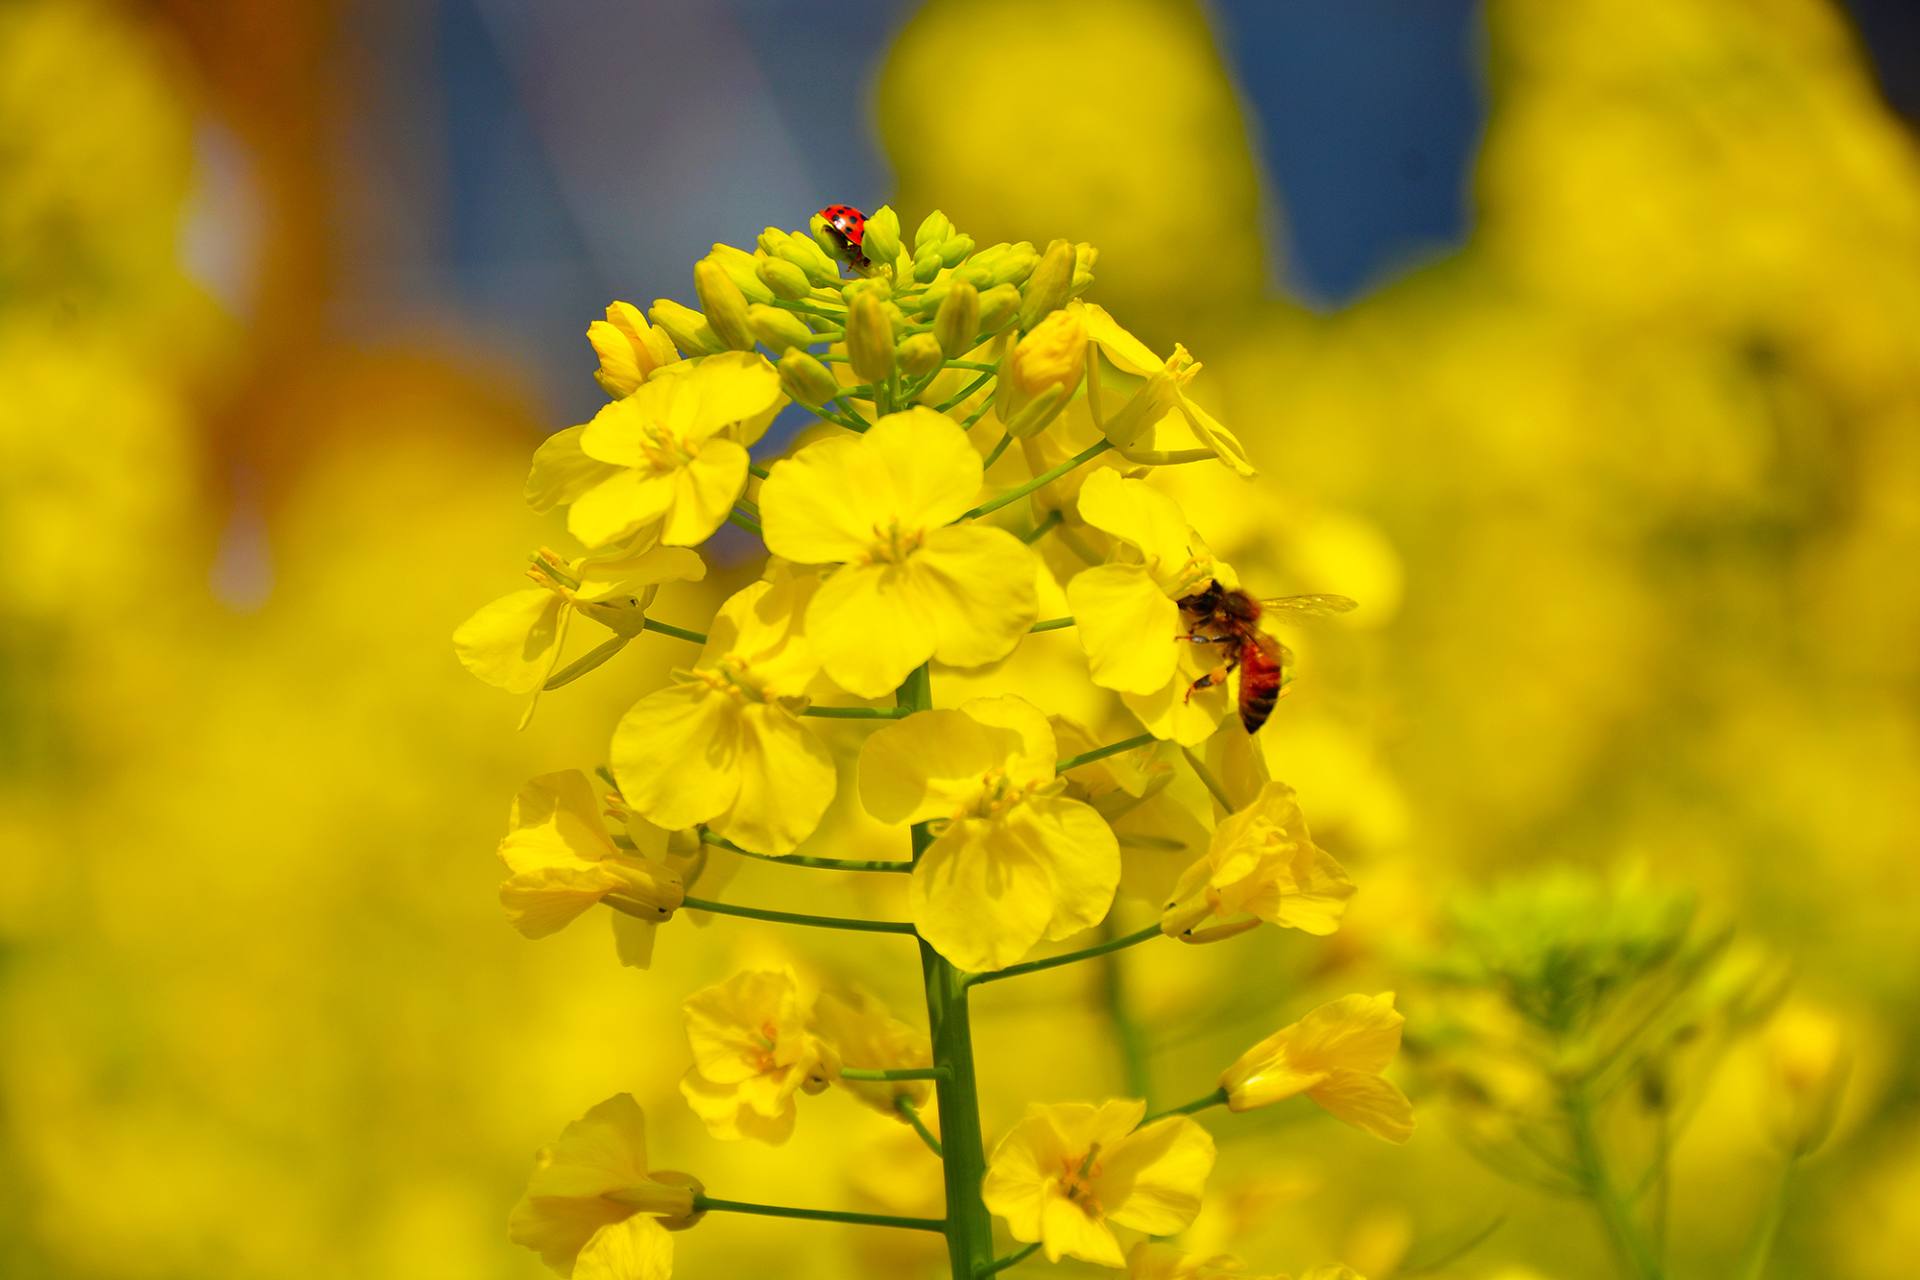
[4,0,1917,1277]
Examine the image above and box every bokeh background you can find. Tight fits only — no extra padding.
[4,0,1918,1277]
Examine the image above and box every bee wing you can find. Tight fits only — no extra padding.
[1256,593,1357,624]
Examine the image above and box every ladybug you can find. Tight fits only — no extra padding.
[817,204,869,272]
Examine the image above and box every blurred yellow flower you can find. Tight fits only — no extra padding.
[572,1216,674,1280]
[1082,304,1254,476]
[860,695,1119,972]
[679,969,834,1145]
[453,545,706,700]
[813,987,935,1118]
[495,771,686,968]
[589,300,681,398]
[1161,781,1353,942]
[1764,1002,1850,1156]
[508,1093,700,1275]
[1068,470,1236,743]
[610,577,834,855]
[539,352,781,549]
[982,1098,1216,1266]
[760,406,1040,696]
[1220,993,1413,1144]
[1126,1241,1281,1279]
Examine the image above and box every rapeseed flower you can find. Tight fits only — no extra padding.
[813,987,935,1118]
[495,771,686,968]
[760,407,1039,697]
[610,576,834,855]
[1067,469,1238,743]
[1161,781,1353,942]
[509,1093,700,1276]
[588,299,681,397]
[1220,993,1413,1143]
[860,695,1119,972]
[533,351,782,549]
[1081,304,1254,476]
[679,969,834,1144]
[982,1098,1216,1266]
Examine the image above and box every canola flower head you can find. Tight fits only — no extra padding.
[861,695,1120,972]
[1219,993,1414,1143]
[982,1098,1217,1267]
[1162,781,1354,942]
[680,968,834,1145]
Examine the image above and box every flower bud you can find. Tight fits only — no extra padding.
[976,283,1022,334]
[913,208,952,250]
[934,280,981,358]
[1071,242,1099,296]
[911,244,944,283]
[846,291,896,385]
[587,300,679,397]
[756,255,814,301]
[778,348,841,406]
[861,204,902,271]
[997,306,1086,437]
[898,332,943,377]
[648,298,725,355]
[707,244,773,303]
[747,303,815,353]
[770,228,842,286]
[1018,238,1076,331]
[693,260,755,351]
[940,233,975,267]
[841,275,891,305]
[956,241,1036,290]
[808,212,842,261]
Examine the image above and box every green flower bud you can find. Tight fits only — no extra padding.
[861,205,903,272]
[778,348,841,406]
[940,234,974,267]
[1018,239,1075,331]
[707,244,773,303]
[842,275,891,304]
[1071,242,1099,297]
[977,283,1022,334]
[746,303,815,353]
[756,255,814,301]
[648,298,724,355]
[846,292,896,385]
[898,332,943,377]
[934,281,981,358]
[693,259,755,351]
[914,209,952,250]
[912,245,944,284]
[771,229,842,286]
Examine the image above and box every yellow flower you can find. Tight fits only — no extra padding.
[572,1217,674,1280]
[588,300,681,398]
[610,577,835,855]
[531,352,782,549]
[813,987,935,1118]
[495,771,687,967]
[680,969,834,1144]
[760,406,1039,697]
[998,303,1088,435]
[1066,469,1237,744]
[453,545,706,698]
[1126,1242,1284,1280]
[1764,1002,1850,1155]
[860,695,1120,972]
[1161,781,1354,942]
[1081,303,1254,476]
[508,1093,701,1275]
[1219,993,1413,1144]
[982,1099,1216,1267]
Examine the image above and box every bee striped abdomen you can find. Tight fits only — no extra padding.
[1236,641,1283,734]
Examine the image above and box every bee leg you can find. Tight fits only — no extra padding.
[1183,664,1231,703]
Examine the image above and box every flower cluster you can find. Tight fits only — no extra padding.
[459,206,1405,1278]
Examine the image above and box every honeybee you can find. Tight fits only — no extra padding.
[1177,582,1356,734]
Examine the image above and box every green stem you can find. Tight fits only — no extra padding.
[977,1242,1041,1276]
[1099,915,1153,1104]
[898,1096,944,1156]
[962,439,1114,521]
[801,705,910,719]
[697,828,910,874]
[693,1195,944,1234]
[726,509,763,537]
[1179,747,1237,812]
[1020,510,1063,544]
[841,1066,946,1082]
[1736,1159,1796,1280]
[981,431,1014,470]
[901,664,996,1279]
[1056,732,1155,774]
[966,923,1162,987]
[748,460,771,480]
[679,896,917,935]
[933,370,995,414]
[642,617,708,645]
[766,298,846,320]
[1141,1086,1229,1125]
[542,633,630,690]
[943,360,1000,372]
[960,399,996,430]
[1566,1085,1665,1280]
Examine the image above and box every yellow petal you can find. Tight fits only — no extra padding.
[526,425,619,512]
[954,695,1057,779]
[1176,394,1256,478]
[859,708,1036,825]
[1120,671,1233,747]
[863,406,986,525]
[1307,1069,1414,1144]
[1067,563,1180,694]
[1281,992,1405,1076]
[714,703,836,856]
[1039,1194,1126,1267]
[573,545,707,601]
[910,818,1054,972]
[907,524,1039,669]
[610,685,740,832]
[661,437,748,545]
[500,864,620,938]
[1014,795,1121,942]
[568,468,674,548]
[1080,303,1165,377]
[574,1216,674,1280]
[673,350,783,438]
[509,1093,650,1270]
[609,912,660,969]
[501,770,615,865]
[1100,1114,1217,1236]
[760,434,885,563]
[808,562,937,698]
[453,590,565,694]
[1076,469,1212,594]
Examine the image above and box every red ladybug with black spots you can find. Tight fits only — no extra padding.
[817,204,869,272]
